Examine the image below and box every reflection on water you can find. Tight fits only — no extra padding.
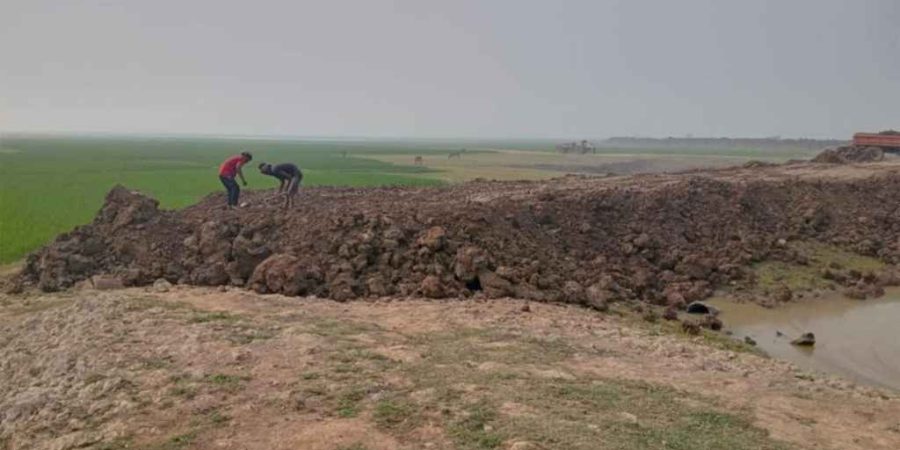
[710,292,900,391]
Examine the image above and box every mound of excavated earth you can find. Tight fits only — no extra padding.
[813,145,885,164]
[16,162,900,308]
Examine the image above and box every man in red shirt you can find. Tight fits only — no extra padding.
[219,152,252,207]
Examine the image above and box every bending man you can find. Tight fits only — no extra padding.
[219,152,252,208]
[258,162,303,209]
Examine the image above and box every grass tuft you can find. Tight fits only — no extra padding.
[447,402,504,449]
[373,398,419,431]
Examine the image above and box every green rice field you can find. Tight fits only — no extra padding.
[0,135,455,263]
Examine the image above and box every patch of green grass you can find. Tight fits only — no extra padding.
[639,315,765,356]
[205,373,243,384]
[698,329,767,356]
[334,364,358,376]
[373,398,419,431]
[204,373,249,390]
[208,409,231,426]
[611,410,788,450]
[392,325,789,450]
[188,311,237,323]
[286,323,399,416]
[169,384,198,400]
[411,328,575,370]
[800,241,884,271]
[336,387,367,418]
[169,374,198,400]
[309,318,383,338]
[544,380,622,409]
[141,355,175,370]
[754,260,829,292]
[147,431,198,450]
[348,348,391,362]
[494,377,789,450]
[752,241,884,293]
[167,431,197,448]
[2,297,70,316]
[226,325,277,345]
[186,309,278,345]
[121,296,193,314]
[447,401,504,450]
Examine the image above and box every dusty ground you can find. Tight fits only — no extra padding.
[2,286,899,450]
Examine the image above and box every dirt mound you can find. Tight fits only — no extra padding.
[812,146,884,164]
[17,170,900,307]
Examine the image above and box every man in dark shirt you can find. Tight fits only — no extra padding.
[259,162,303,209]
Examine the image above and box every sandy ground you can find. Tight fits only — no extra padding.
[2,286,899,450]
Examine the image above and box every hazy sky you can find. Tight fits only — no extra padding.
[1,0,898,138]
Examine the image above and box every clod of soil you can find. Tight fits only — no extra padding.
[17,163,900,308]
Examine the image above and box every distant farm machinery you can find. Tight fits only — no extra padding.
[556,140,597,154]
[852,131,900,153]
[813,130,900,163]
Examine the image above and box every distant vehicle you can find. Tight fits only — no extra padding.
[556,140,596,154]
[852,131,900,152]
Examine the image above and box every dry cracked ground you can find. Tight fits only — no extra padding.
[2,286,899,450]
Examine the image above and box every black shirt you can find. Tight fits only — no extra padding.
[268,163,301,181]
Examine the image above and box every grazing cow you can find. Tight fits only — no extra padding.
[414,156,424,165]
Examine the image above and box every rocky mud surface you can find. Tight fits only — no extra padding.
[16,162,900,313]
[2,287,899,450]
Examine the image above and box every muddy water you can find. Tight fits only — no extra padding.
[710,293,900,391]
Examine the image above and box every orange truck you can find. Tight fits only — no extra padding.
[852,132,900,150]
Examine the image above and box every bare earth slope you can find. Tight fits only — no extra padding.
[2,287,899,450]
[17,161,900,310]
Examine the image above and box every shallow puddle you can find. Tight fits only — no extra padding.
[710,292,900,391]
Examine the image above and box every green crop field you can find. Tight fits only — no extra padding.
[0,135,474,264]
[0,134,820,264]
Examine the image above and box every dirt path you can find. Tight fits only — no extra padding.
[2,287,898,450]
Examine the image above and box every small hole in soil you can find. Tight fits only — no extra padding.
[466,277,482,291]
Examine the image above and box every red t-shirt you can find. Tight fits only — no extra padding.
[219,155,245,177]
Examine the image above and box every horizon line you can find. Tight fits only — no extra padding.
[0,130,851,142]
